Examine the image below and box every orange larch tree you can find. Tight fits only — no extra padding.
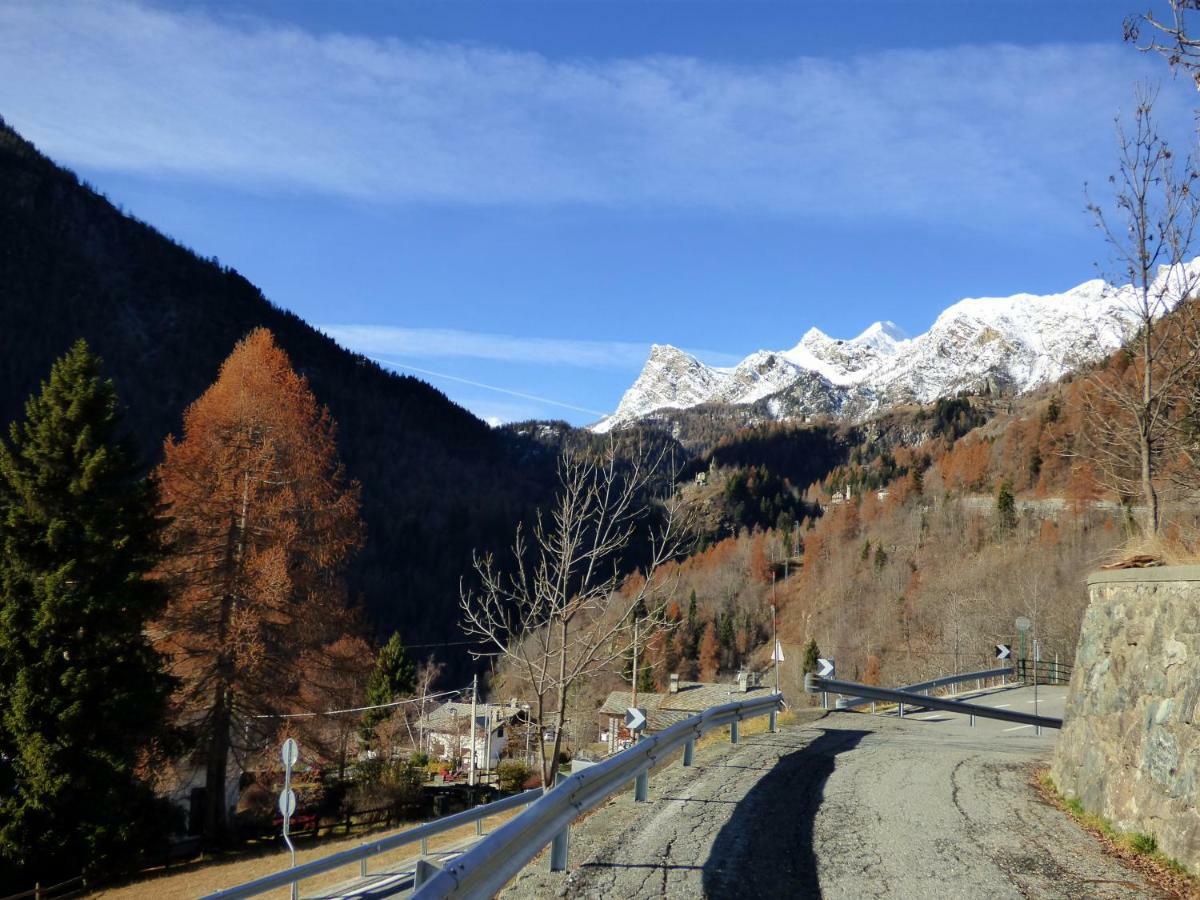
[154,328,363,842]
[698,622,720,681]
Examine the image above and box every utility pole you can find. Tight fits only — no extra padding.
[631,617,639,710]
[771,572,779,693]
[468,674,478,788]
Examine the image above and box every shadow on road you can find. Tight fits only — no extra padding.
[702,726,868,900]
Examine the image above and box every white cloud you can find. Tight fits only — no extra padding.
[0,1,1192,225]
[322,325,651,369]
[321,325,741,370]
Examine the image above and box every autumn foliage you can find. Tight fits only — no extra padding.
[154,328,363,840]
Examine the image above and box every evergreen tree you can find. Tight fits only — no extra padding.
[997,479,1018,533]
[802,638,821,675]
[362,632,417,737]
[0,341,173,889]
[686,589,699,651]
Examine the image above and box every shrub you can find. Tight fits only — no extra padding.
[1128,832,1158,855]
[410,751,429,768]
[496,760,533,793]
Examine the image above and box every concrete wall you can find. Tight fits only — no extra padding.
[1052,566,1200,874]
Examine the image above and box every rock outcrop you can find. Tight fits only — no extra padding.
[1052,566,1200,874]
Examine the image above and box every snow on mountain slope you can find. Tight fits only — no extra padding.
[592,262,1200,432]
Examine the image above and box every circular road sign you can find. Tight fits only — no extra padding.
[1015,616,1032,632]
[281,737,299,769]
[278,787,296,818]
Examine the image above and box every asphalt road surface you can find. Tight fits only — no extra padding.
[502,696,1162,900]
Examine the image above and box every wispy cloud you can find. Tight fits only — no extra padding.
[323,325,650,370]
[364,357,609,418]
[0,1,1192,225]
[322,325,741,369]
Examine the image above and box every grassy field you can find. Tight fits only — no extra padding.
[92,808,523,899]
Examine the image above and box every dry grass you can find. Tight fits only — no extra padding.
[91,808,523,900]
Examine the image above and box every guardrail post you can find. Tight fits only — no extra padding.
[769,709,778,733]
[969,713,975,727]
[730,720,740,744]
[476,809,484,836]
[634,769,649,802]
[360,845,368,877]
[415,858,441,888]
[421,836,429,855]
[683,738,695,766]
[550,826,570,872]
[898,701,905,718]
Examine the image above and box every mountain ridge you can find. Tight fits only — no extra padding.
[594,264,1200,432]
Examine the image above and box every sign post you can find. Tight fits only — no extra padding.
[1015,616,1031,681]
[280,738,299,900]
[817,658,834,708]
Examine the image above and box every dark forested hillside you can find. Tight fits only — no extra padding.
[0,118,555,672]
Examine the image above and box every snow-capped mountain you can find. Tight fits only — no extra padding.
[592,262,1200,432]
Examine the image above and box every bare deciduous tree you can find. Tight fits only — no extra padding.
[460,444,691,786]
[1078,88,1200,534]
[1127,1,1200,87]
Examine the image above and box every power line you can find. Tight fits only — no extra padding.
[252,688,461,719]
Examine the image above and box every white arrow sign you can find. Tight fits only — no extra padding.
[772,640,785,662]
[996,643,1012,660]
[624,707,647,732]
[817,657,835,678]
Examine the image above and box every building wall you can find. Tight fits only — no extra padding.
[1051,567,1200,875]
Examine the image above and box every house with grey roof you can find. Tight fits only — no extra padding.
[597,672,771,753]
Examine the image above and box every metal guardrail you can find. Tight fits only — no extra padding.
[202,787,544,899]
[1015,658,1073,685]
[807,674,1062,729]
[835,666,1013,711]
[412,691,785,898]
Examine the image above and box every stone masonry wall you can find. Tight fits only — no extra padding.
[1051,567,1200,874]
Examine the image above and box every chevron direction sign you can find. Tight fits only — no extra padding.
[996,644,1012,660]
[625,707,647,733]
[817,658,835,678]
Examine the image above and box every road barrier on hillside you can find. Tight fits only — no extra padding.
[411,691,785,898]
[202,788,544,900]
[835,666,1014,711]
[807,673,1063,730]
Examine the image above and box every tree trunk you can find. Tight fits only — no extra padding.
[1141,326,1160,535]
[204,683,231,844]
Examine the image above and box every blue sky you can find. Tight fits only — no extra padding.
[1,0,1196,425]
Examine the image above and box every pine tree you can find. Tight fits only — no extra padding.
[997,479,1017,533]
[0,341,173,888]
[155,328,363,843]
[802,638,821,675]
[362,632,417,738]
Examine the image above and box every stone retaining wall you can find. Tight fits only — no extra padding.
[1051,566,1200,874]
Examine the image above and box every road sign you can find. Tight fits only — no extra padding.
[1015,616,1031,633]
[624,707,647,733]
[772,640,785,662]
[995,643,1012,660]
[281,737,299,768]
[278,788,296,818]
[817,658,835,678]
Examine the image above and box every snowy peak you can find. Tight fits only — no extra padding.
[595,260,1200,430]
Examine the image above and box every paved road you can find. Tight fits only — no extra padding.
[878,683,1069,737]
[503,704,1162,899]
